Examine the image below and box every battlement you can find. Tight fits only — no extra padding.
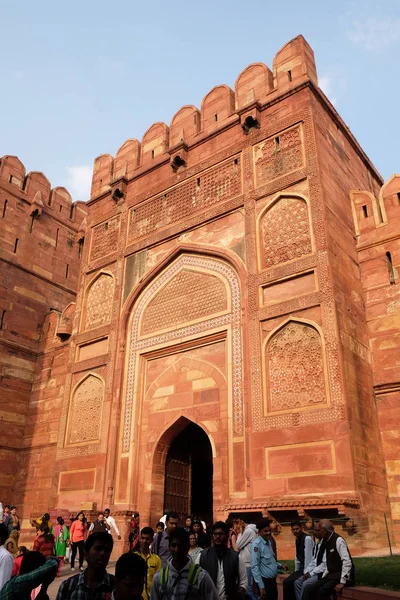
[90,35,319,198]
[351,174,400,237]
[0,155,86,226]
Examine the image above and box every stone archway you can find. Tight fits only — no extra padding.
[150,417,213,525]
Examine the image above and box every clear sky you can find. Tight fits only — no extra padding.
[1,0,399,200]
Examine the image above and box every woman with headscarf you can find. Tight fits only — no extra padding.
[4,529,19,558]
[52,517,69,575]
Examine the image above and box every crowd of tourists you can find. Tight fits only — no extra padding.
[0,504,355,600]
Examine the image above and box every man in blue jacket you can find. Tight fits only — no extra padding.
[250,519,286,600]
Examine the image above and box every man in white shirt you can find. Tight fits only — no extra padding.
[104,508,121,539]
[294,522,326,600]
[0,523,14,591]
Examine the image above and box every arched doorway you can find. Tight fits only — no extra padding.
[164,422,213,524]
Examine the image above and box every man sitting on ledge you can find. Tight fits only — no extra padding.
[302,519,354,600]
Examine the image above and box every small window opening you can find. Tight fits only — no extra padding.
[2,199,8,218]
[99,179,103,186]
[9,175,12,183]
[164,193,168,198]
[0,309,5,330]
[105,221,109,231]
[362,205,369,218]
[14,238,19,253]
[234,158,239,165]
[386,252,396,285]
[59,205,62,212]
[78,238,84,257]
[275,136,280,152]
[151,149,155,159]
[288,70,292,82]
[30,213,35,233]
[214,114,218,122]
[65,264,69,279]
[197,177,201,187]
[69,205,74,220]
[397,192,400,205]
[55,228,59,247]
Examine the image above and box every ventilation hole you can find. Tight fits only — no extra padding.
[14,238,19,253]
[275,136,280,152]
[2,199,8,218]
[0,309,5,330]
[55,228,59,247]
[70,205,74,219]
[386,252,396,285]
[105,222,109,231]
[65,264,69,279]
[197,177,200,186]
[288,70,292,82]
[59,205,62,212]
[151,149,155,159]
[234,158,239,165]
[30,213,35,233]
[362,205,369,218]
[78,238,84,257]
[397,192,400,205]
[214,114,218,122]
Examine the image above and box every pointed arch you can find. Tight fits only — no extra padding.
[263,317,330,415]
[81,270,115,331]
[65,372,105,446]
[256,192,314,271]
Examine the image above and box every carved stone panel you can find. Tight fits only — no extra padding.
[84,273,114,330]
[259,197,312,269]
[140,268,228,336]
[66,374,104,445]
[90,215,120,262]
[253,125,304,187]
[128,156,242,242]
[266,321,328,413]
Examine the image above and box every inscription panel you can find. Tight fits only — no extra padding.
[253,125,304,187]
[128,156,242,242]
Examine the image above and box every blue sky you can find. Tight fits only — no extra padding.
[1,0,399,200]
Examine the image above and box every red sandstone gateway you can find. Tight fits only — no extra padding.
[1,34,399,558]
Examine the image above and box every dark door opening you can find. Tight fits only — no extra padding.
[164,422,213,525]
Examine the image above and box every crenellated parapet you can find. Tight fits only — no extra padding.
[0,155,87,226]
[351,174,400,237]
[90,35,319,198]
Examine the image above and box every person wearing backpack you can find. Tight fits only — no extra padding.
[150,527,218,599]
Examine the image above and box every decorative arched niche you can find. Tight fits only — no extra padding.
[82,272,114,331]
[65,373,104,446]
[257,193,313,270]
[263,318,330,415]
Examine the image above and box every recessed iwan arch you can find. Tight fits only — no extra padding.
[121,252,244,453]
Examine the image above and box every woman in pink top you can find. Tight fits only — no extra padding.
[69,512,87,572]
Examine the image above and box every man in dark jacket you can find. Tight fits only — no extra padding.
[88,512,110,535]
[283,520,314,600]
[200,521,247,600]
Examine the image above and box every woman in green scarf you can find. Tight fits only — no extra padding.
[52,516,70,575]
